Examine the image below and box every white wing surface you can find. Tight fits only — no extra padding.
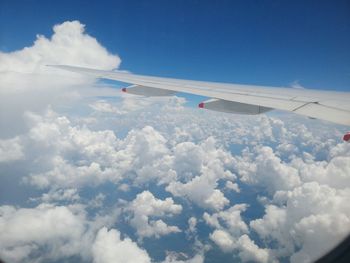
[50,65,350,126]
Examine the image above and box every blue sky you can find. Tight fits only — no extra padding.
[1,0,350,91]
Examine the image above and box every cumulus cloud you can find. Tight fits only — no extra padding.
[166,137,235,211]
[13,107,240,196]
[37,188,80,203]
[204,204,249,240]
[0,20,119,74]
[90,100,125,115]
[3,100,349,263]
[0,200,130,263]
[92,227,151,263]
[0,204,87,262]
[0,20,120,137]
[23,109,123,188]
[14,109,174,189]
[246,144,350,262]
[209,229,235,252]
[233,145,301,194]
[237,234,271,263]
[0,137,24,162]
[127,191,182,239]
[225,181,240,193]
[205,205,274,262]
[251,182,350,262]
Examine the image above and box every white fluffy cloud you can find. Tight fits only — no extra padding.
[0,202,142,263]
[0,137,24,162]
[166,137,235,211]
[251,182,350,262]
[237,234,271,263]
[0,20,119,74]
[38,188,80,203]
[15,109,175,189]
[90,100,125,115]
[0,204,87,262]
[3,100,349,263]
[0,21,120,137]
[208,226,272,262]
[204,204,249,237]
[204,204,249,250]
[233,146,301,194]
[92,227,151,263]
[246,143,350,262]
[209,229,235,252]
[127,191,182,239]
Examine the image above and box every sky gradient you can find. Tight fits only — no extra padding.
[1,0,350,90]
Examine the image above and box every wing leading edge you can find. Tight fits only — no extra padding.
[49,65,350,126]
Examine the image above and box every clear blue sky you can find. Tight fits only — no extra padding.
[1,0,350,91]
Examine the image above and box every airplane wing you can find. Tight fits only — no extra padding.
[49,65,350,127]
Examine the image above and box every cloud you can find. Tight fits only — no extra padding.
[90,100,125,114]
[205,206,274,262]
[5,103,349,263]
[209,229,235,252]
[188,217,197,234]
[92,227,151,263]
[225,181,240,193]
[16,108,240,195]
[208,231,272,262]
[0,200,129,263]
[0,137,24,162]
[0,204,87,262]
[23,109,123,188]
[166,137,235,211]
[237,235,271,263]
[127,191,182,239]
[0,20,119,73]
[17,110,173,189]
[204,204,249,239]
[250,161,350,262]
[233,145,302,194]
[37,188,80,203]
[0,21,120,137]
